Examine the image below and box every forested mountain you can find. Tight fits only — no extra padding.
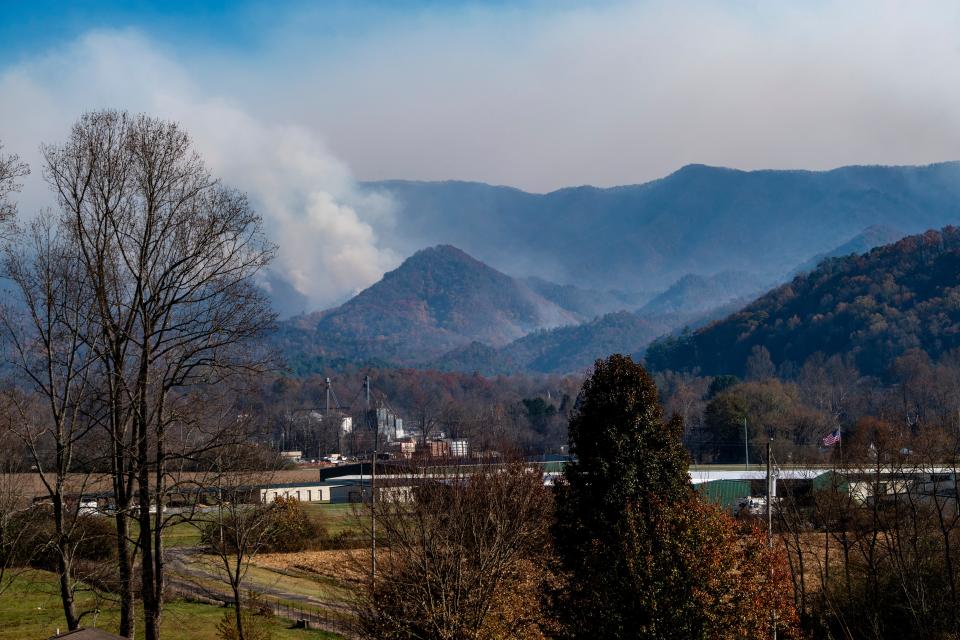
[277,245,583,367]
[429,297,753,376]
[274,244,769,376]
[363,162,960,291]
[646,227,960,377]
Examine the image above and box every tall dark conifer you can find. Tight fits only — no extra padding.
[553,354,799,640]
[553,354,691,638]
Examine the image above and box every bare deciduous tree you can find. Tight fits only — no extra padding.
[0,141,29,229]
[201,458,277,640]
[42,110,277,640]
[0,402,38,599]
[0,212,102,630]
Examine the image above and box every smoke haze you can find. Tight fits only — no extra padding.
[0,31,399,312]
[1,1,958,309]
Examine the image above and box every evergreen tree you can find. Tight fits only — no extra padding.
[552,354,798,639]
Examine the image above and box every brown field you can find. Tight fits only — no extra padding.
[255,549,369,586]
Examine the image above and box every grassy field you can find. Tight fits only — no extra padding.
[160,519,205,548]
[0,502,363,638]
[123,515,206,549]
[0,571,344,640]
[125,502,362,548]
[302,503,364,537]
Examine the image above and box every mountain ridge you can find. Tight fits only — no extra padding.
[362,161,960,293]
[280,245,586,367]
[645,226,960,377]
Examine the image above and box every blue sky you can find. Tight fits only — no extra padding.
[1,1,959,307]
[0,1,535,62]
[0,1,256,58]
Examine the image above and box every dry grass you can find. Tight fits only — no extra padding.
[780,530,883,593]
[254,549,369,586]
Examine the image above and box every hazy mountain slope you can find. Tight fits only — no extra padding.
[363,162,960,291]
[639,271,771,316]
[505,311,679,374]
[645,227,960,377]
[286,245,581,365]
[790,224,906,275]
[429,297,761,376]
[429,311,676,375]
[521,276,651,317]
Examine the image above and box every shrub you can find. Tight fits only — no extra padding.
[202,497,324,554]
[2,507,115,571]
[262,497,322,553]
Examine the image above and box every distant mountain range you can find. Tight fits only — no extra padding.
[363,162,960,292]
[429,311,681,376]
[272,162,960,376]
[276,245,768,375]
[275,227,939,376]
[646,227,960,378]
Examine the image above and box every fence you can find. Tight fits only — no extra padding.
[169,581,355,637]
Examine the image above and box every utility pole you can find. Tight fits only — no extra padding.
[744,417,750,469]
[325,377,331,413]
[767,438,777,640]
[766,439,773,544]
[326,377,335,456]
[366,375,377,583]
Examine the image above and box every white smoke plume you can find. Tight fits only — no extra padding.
[0,30,399,313]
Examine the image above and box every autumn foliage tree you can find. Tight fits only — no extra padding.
[355,461,555,640]
[553,354,798,639]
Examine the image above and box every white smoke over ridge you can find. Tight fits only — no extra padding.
[0,30,399,312]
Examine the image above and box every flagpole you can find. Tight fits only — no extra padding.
[839,428,843,467]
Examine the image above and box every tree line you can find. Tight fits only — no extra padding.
[354,354,799,640]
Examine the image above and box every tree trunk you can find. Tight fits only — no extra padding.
[112,389,135,639]
[152,434,166,637]
[233,579,245,640]
[56,548,78,630]
[53,469,78,631]
[139,429,159,640]
[114,510,134,638]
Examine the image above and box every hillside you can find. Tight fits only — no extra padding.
[639,271,770,316]
[280,245,582,366]
[503,311,678,374]
[364,163,960,291]
[645,227,960,377]
[430,311,678,375]
[790,224,906,276]
[274,241,762,376]
[521,276,651,316]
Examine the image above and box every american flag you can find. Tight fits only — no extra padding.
[821,429,841,447]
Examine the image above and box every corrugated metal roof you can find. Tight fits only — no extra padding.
[696,479,752,509]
